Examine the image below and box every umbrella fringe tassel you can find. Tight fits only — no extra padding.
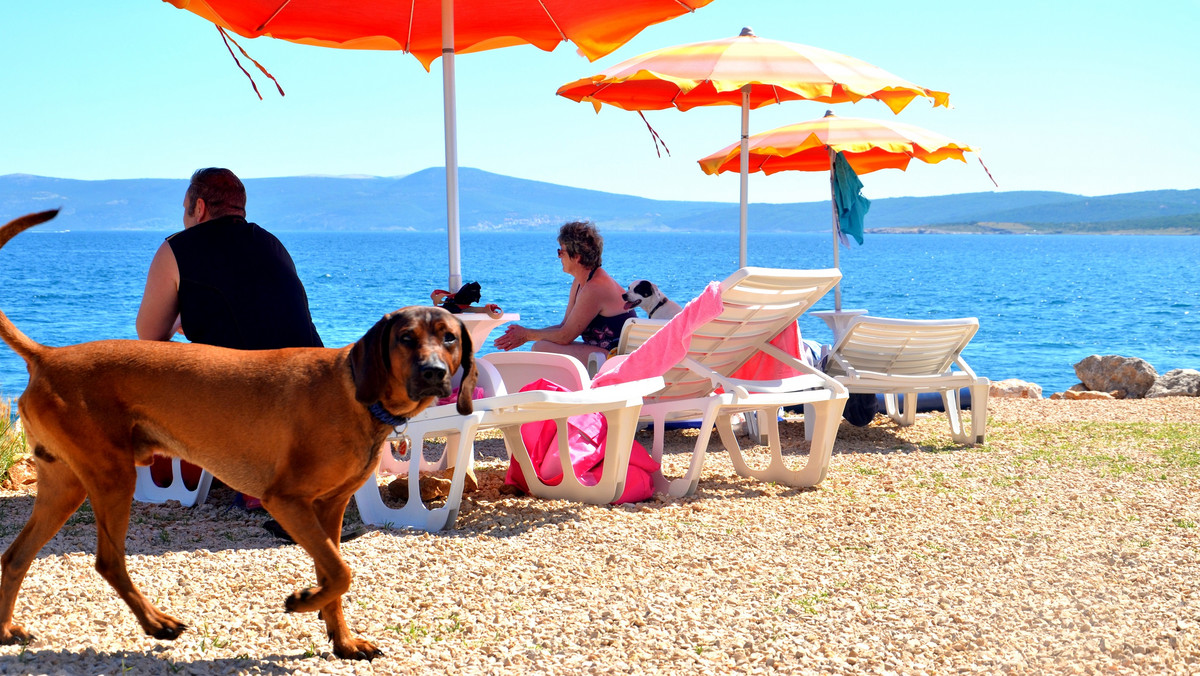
[217,26,286,100]
[637,112,671,158]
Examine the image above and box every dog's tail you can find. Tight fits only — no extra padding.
[0,210,58,361]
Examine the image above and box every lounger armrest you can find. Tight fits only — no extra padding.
[952,355,980,380]
[679,353,846,402]
[827,352,858,380]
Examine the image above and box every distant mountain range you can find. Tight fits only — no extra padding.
[2,168,1198,234]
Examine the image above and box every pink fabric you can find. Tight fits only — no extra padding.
[590,281,724,388]
[729,322,806,381]
[503,378,659,504]
[436,386,485,406]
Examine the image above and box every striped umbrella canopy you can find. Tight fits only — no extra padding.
[698,112,992,309]
[557,27,949,267]
[163,0,716,290]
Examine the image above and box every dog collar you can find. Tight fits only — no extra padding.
[649,297,670,316]
[368,402,409,428]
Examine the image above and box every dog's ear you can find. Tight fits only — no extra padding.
[634,280,654,296]
[349,313,395,404]
[455,317,476,415]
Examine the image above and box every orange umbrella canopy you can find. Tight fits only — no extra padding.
[698,114,980,176]
[164,0,715,289]
[165,0,715,69]
[557,28,950,113]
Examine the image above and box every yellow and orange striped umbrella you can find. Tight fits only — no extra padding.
[558,28,949,114]
[699,112,993,310]
[557,28,948,267]
[698,113,980,176]
[163,0,716,289]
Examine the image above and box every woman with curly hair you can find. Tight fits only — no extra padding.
[495,221,635,365]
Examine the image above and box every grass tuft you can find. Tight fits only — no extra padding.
[0,398,28,485]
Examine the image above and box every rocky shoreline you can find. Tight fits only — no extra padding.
[991,354,1199,401]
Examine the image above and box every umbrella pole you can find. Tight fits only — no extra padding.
[442,0,462,291]
[829,146,841,311]
[738,85,750,269]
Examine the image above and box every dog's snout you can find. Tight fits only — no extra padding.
[419,361,448,385]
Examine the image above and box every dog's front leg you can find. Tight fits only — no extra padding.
[268,497,380,660]
[317,495,382,660]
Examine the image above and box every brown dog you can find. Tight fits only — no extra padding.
[0,209,477,660]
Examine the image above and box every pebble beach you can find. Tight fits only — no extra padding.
[0,397,1197,675]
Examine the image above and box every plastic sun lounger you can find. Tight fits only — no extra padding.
[822,316,989,445]
[352,355,664,531]
[133,460,214,508]
[595,267,849,497]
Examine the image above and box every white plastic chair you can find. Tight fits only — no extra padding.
[822,316,989,445]
[353,354,664,531]
[133,460,214,508]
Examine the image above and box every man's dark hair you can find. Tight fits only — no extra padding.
[186,167,247,219]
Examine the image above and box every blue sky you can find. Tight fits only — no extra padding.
[3,1,1198,205]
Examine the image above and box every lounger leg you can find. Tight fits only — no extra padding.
[353,415,482,531]
[943,389,972,445]
[727,397,845,487]
[594,404,640,501]
[719,412,750,478]
[970,378,990,444]
[799,396,845,486]
[648,411,668,463]
[803,403,815,442]
[665,406,721,498]
[886,393,917,427]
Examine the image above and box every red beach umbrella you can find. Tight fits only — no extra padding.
[162,0,716,289]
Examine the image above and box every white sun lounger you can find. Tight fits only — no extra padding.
[353,355,663,531]
[594,267,848,497]
[823,316,989,445]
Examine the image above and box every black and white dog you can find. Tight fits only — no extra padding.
[623,280,683,320]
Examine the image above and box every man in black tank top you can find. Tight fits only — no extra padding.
[137,168,322,350]
[136,168,322,514]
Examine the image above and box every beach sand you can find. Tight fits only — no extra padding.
[0,397,1197,675]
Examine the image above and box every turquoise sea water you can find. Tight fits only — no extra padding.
[0,229,1197,397]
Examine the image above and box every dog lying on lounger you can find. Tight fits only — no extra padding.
[0,209,477,661]
[622,279,683,320]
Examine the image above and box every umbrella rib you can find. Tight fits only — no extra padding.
[255,0,292,33]
[405,0,415,53]
[534,0,568,42]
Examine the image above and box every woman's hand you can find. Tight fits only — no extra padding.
[494,324,529,351]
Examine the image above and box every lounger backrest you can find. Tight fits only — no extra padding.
[652,267,841,403]
[616,318,668,355]
[825,316,979,378]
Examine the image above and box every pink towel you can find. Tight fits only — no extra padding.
[503,378,659,504]
[590,281,724,389]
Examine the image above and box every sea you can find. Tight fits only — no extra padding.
[0,228,1197,398]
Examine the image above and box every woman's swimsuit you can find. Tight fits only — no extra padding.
[576,268,636,350]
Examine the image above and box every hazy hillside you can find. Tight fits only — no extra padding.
[2,169,1197,234]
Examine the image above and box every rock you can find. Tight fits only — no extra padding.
[1073,355,1158,399]
[1,455,37,490]
[387,467,478,502]
[1061,389,1116,400]
[989,379,1042,399]
[1146,369,1200,398]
